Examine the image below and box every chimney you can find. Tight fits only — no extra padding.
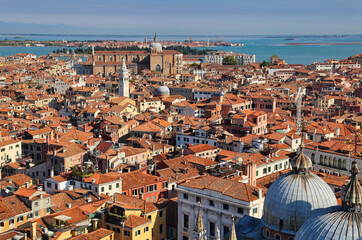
[163,143,167,153]
[91,218,98,231]
[248,163,257,186]
[30,221,37,240]
[258,188,263,199]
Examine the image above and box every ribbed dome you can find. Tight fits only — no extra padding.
[156,86,170,96]
[295,160,362,240]
[150,42,162,52]
[295,209,362,240]
[262,172,337,235]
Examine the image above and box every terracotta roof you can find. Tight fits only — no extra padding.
[124,214,151,228]
[180,175,265,202]
[69,228,114,240]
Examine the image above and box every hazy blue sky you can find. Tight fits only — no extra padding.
[0,0,361,35]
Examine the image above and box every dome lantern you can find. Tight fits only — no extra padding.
[291,143,313,175]
[341,160,362,213]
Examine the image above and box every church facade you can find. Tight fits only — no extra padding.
[89,35,183,76]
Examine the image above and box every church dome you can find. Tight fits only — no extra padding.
[156,86,170,96]
[150,42,162,52]
[295,209,362,240]
[150,32,162,52]
[262,146,337,236]
[295,161,362,240]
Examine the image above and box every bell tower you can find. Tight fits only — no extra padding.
[118,57,130,98]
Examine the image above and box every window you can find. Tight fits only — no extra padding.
[184,193,188,200]
[124,230,130,236]
[34,202,39,207]
[196,196,201,203]
[209,222,215,237]
[116,183,120,188]
[135,230,141,236]
[109,185,112,190]
[132,189,138,196]
[35,211,39,217]
[159,224,163,234]
[159,210,163,217]
[101,187,104,192]
[209,200,215,207]
[256,170,258,177]
[148,215,152,220]
[238,208,244,214]
[275,234,281,240]
[263,168,267,174]
[184,214,189,228]
[223,226,229,236]
[116,228,120,233]
[223,204,229,210]
[253,208,257,214]
[279,219,283,229]
[183,236,189,240]
[144,226,149,232]
[47,182,51,188]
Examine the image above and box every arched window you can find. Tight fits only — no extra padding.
[342,159,347,170]
[98,56,102,61]
[333,158,338,168]
[155,64,161,72]
[311,153,315,163]
[109,56,113,61]
[319,155,323,165]
[265,229,270,238]
[275,234,281,240]
[338,158,342,169]
[329,157,333,167]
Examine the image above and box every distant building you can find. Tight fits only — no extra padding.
[205,51,255,65]
[89,34,183,76]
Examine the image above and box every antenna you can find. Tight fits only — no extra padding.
[295,86,304,135]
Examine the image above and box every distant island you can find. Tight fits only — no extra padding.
[285,42,362,46]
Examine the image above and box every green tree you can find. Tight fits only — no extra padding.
[189,63,199,67]
[260,60,272,67]
[223,55,238,65]
[69,49,73,54]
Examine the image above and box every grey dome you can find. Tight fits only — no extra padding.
[295,160,362,240]
[262,171,338,235]
[150,42,162,52]
[156,86,170,96]
[295,208,362,240]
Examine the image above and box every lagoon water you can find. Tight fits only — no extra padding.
[1,34,362,65]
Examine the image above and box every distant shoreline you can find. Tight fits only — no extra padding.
[285,42,362,46]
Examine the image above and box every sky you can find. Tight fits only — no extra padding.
[0,0,362,35]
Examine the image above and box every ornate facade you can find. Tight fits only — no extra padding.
[91,34,183,76]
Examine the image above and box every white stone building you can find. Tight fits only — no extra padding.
[176,175,265,240]
[44,172,123,197]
